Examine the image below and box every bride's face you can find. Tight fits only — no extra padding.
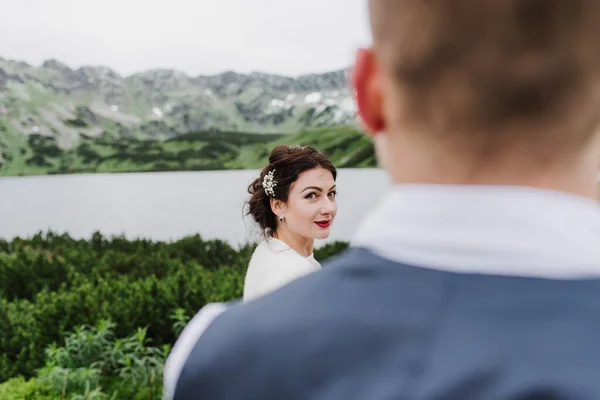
[278,167,337,240]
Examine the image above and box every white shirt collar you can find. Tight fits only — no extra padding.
[352,184,600,279]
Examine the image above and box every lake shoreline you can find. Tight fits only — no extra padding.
[0,168,391,245]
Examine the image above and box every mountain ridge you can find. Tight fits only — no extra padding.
[12,56,351,81]
[0,55,357,153]
[0,55,367,176]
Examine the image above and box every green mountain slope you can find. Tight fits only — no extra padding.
[0,125,376,176]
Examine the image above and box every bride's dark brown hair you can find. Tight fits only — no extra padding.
[246,145,336,237]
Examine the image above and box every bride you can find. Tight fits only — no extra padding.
[243,144,338,301]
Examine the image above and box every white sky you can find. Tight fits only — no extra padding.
[0,0,372,77]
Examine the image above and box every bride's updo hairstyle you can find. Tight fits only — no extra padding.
[246,144,336,237]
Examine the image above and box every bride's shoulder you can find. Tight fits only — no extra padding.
[252,237,287,253]
[248,238,297,267]
[251,238,285,257]
[248,240,269,260]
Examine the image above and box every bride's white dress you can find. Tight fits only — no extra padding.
[243,237,321,301]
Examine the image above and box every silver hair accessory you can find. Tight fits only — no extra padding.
[262,169,277,197]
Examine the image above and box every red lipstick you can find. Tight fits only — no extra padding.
[315,220,331,228]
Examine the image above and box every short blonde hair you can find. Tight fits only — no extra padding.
[370,0,600,148]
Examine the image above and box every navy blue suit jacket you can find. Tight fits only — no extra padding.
[173,248,600,399]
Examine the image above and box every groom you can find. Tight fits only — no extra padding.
[165,1,600,398]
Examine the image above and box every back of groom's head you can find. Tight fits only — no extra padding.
[354,0,600,181]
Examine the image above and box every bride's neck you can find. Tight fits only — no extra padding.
[273,229,314,257]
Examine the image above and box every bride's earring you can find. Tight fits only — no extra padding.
[279,216,285,222]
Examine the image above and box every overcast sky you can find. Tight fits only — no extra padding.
[0,0,371,77]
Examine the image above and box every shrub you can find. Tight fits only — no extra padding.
[0,231,349,382]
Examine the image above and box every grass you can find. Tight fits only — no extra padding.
[228,125,376,169]
[0,118,32,176]
[0,125,376,176]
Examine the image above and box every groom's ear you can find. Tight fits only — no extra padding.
[353,47,385,136]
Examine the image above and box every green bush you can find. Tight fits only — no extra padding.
[0,376,55,400]
[0,318,175,399]
[0,231,349,383]
[37,320,168,399]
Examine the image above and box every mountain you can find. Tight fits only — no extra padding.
[0,56,357,150]
[0,125,375,177]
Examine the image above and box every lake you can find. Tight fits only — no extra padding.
[0,169,392,247]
